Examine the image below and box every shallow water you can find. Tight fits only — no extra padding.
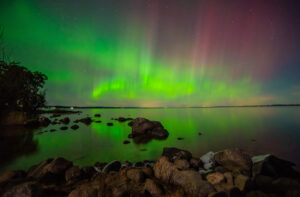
[0,107,300,172]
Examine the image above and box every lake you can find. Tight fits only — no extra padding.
[0,107,299,173]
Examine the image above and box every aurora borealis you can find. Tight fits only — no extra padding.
[0,0,299,107]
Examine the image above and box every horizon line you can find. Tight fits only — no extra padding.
[46,104,300,109]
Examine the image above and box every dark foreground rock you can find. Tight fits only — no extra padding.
[1,147,299,197]
[128,117,169,143]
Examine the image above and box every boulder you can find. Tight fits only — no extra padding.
[71,124,79,130]
[190,157,203,170]
[123,140,130,144]
[252,154,300,179]
[162,147,192,161]
[208,191,227,197]
[60,126,68,130]
[214,149,252,172]
[234,174,251,191]
[65,166,81,183]
[2,181,43,197]
[107,122,113,126]
[153,156,178,183]
[94,114,101,117]
[102,161,121,173]
[81,166,97,179]
[126,168,145,183]
[244,190,269,197]
[144,178,165,196]
[171,170,215,197]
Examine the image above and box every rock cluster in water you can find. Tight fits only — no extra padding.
[1,147,299,197]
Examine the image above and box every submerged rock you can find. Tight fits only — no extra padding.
[60,117,70,124]
[74,117,92,125]
[60,126,68,130]
[71,124,79,130]
[107,122,113,126]
[128,117,169,141]
[94,114,101,117]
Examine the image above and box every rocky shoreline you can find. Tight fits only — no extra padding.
[1,147,300,197]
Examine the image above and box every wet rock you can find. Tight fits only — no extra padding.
[60,126,68,130]
[71,124,79,130]
[95,120,101,123]
[65,166,81,183]
[177,137,184,140]
[126,168,145,183]
[141,167,153,177]
[174,159,190,170]
[128,117,169,140]
[252,154,300,179]
[162,147,192,161]
[200,151,215,170]
[123,140,130,144]
[171,170,215,197]
[94,114,101,117]
[107,122,113,126]
[215,166,228,173]
[144,178,165,196]
[2,181,43,197]
[103,161,121,173]
[74,117,92,125]
[206,172,225,185]
[214,149,252,172]
[60,117,70,124]
[153,156,178,183]
[116,117,133,122]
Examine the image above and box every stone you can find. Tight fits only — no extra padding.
[177,137,184,140]
[0,170,25,185]
[107,122,113,126]
[2,181,43,197]
[171,170,215,197]
[174,159,190,170]
[141,167,153,177]
[94,114,101,117]
[254,175,273,188]
[123,140,130,144]
[102,161,121,173]
[65,166,81,183]
[208,191,227,197]
[74,117,92,125]
[60,126,68,130]
[206,172,225,185]
[162,147,192,161]
[134,161,144,167]
[153,156,178,183]
[144,178,164,196]
[214,149,252,172]
[71,124,79,130]
[60,117,70,124]
[200,151,215,170]
[81,166,96,179]
[244,190,269,197]
[126,168,145,183]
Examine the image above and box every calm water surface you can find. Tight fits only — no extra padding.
[0,107,299,172]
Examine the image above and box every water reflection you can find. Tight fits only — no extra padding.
[0,126,38,170]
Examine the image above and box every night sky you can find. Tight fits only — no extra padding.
[0,0,299,107]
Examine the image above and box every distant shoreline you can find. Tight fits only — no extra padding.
[46,104,300,109]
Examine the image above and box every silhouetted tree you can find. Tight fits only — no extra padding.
[0,28,47,112]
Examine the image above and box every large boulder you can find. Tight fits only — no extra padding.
[0,170,26,185]
[153,156,178,183]
[126,168,145,183]
[252,154,300,179]
[68,184,98,197]
[144,178,165,196]
[128,118,169,140]
[214,149,252,172]
[65,166,82,183]
[27,157,72,182]
[171,170,215,197]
